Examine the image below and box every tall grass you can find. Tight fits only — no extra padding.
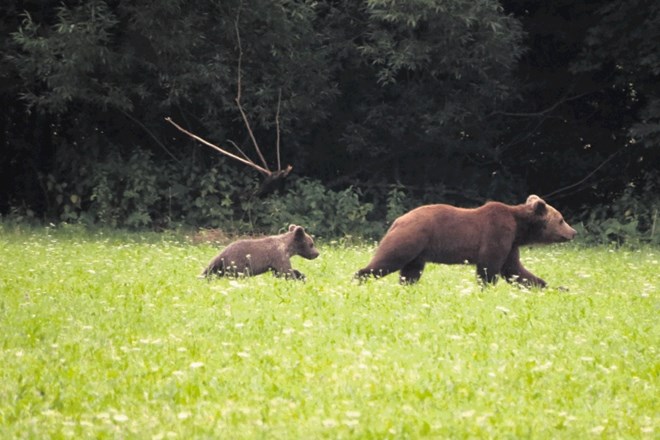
[0,225,657,438]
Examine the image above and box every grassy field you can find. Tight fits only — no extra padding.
[0,225,657,438]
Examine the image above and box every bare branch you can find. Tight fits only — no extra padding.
[489,92,592,118]
[227,139,253,163]
[542,147,624,200]
[234,99,270,170]
[163,0,293,198]
[235,1,243,104]
[164,117,270,176]
[493,91,593,155]
[256,164,293,197]
[234,1,270,172]
[120,109,180,164]
[275,88,282,170]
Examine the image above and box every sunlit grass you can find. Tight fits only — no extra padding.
[0,225,657,438]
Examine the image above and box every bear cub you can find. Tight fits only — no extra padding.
[200,224,319,280]
[356,195,576,287]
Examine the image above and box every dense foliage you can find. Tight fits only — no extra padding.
[1,1,658,242]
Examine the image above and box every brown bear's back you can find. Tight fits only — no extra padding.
[387,202,519,264]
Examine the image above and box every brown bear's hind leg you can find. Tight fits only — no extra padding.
[399,258,425,284]
[355,266,396,280]
[476,263,503,285]
[356,253,423,281]
[356,236,426,282]
[200,256,229,278]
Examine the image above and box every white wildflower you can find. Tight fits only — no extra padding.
[113,414,129,423]
[322,419,338,428]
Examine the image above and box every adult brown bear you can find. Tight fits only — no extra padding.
[356,195,576,287]
[200,224,319,280]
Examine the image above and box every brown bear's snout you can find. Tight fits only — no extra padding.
[567,226,577,240]
[560,223,577,241]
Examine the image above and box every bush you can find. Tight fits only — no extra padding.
[576,172,660,245]
[89,150,161,228]
[182,160,259,229]
[256,178,381,239]
[14,144,660,244]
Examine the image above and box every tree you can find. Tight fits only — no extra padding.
[3,0,338,219]
[306,0,525,201]
[574,0,660,148]
[491,0,659,208]
[5,0,654,233]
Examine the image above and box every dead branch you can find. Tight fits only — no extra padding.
[276,88,282,170]
[227,139,253,164]
[163,0,292,198]
[121,109,180,164]
[489,91,592,118]
[257,164,293,197]
[164,117,270,176]
[234,1,270,172]
[542,147,624,200]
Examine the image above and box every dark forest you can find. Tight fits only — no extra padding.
[1,0,658,241]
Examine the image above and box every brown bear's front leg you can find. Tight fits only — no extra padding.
[501,247,546,287]
[476,244,509,285]
[270,259,298,279]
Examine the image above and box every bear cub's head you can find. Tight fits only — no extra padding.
[288,224,320,260]
[526,195,577,244]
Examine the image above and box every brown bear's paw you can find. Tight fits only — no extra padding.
[398,275,421,285]
[354,268,382,283]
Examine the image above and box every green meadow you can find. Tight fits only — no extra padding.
[0,225,657,438]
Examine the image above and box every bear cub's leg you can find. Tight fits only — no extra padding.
[277,268,305,281]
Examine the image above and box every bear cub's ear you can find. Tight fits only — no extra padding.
[288,224,306,237]
[526,194,547,215]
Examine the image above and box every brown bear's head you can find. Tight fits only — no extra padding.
[288,224,320,260]
[526,195,577,244]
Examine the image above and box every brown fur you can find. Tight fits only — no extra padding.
[356,195,576,287]
[200,225,319,280]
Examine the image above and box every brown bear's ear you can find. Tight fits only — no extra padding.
[288,224,297,232]
[293,226,305,237]
[527,195,547,215]
[526,194,543,204]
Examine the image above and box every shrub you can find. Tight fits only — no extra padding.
[256,178,380,238]
[90,150,161,228]
[576,172,660,245]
